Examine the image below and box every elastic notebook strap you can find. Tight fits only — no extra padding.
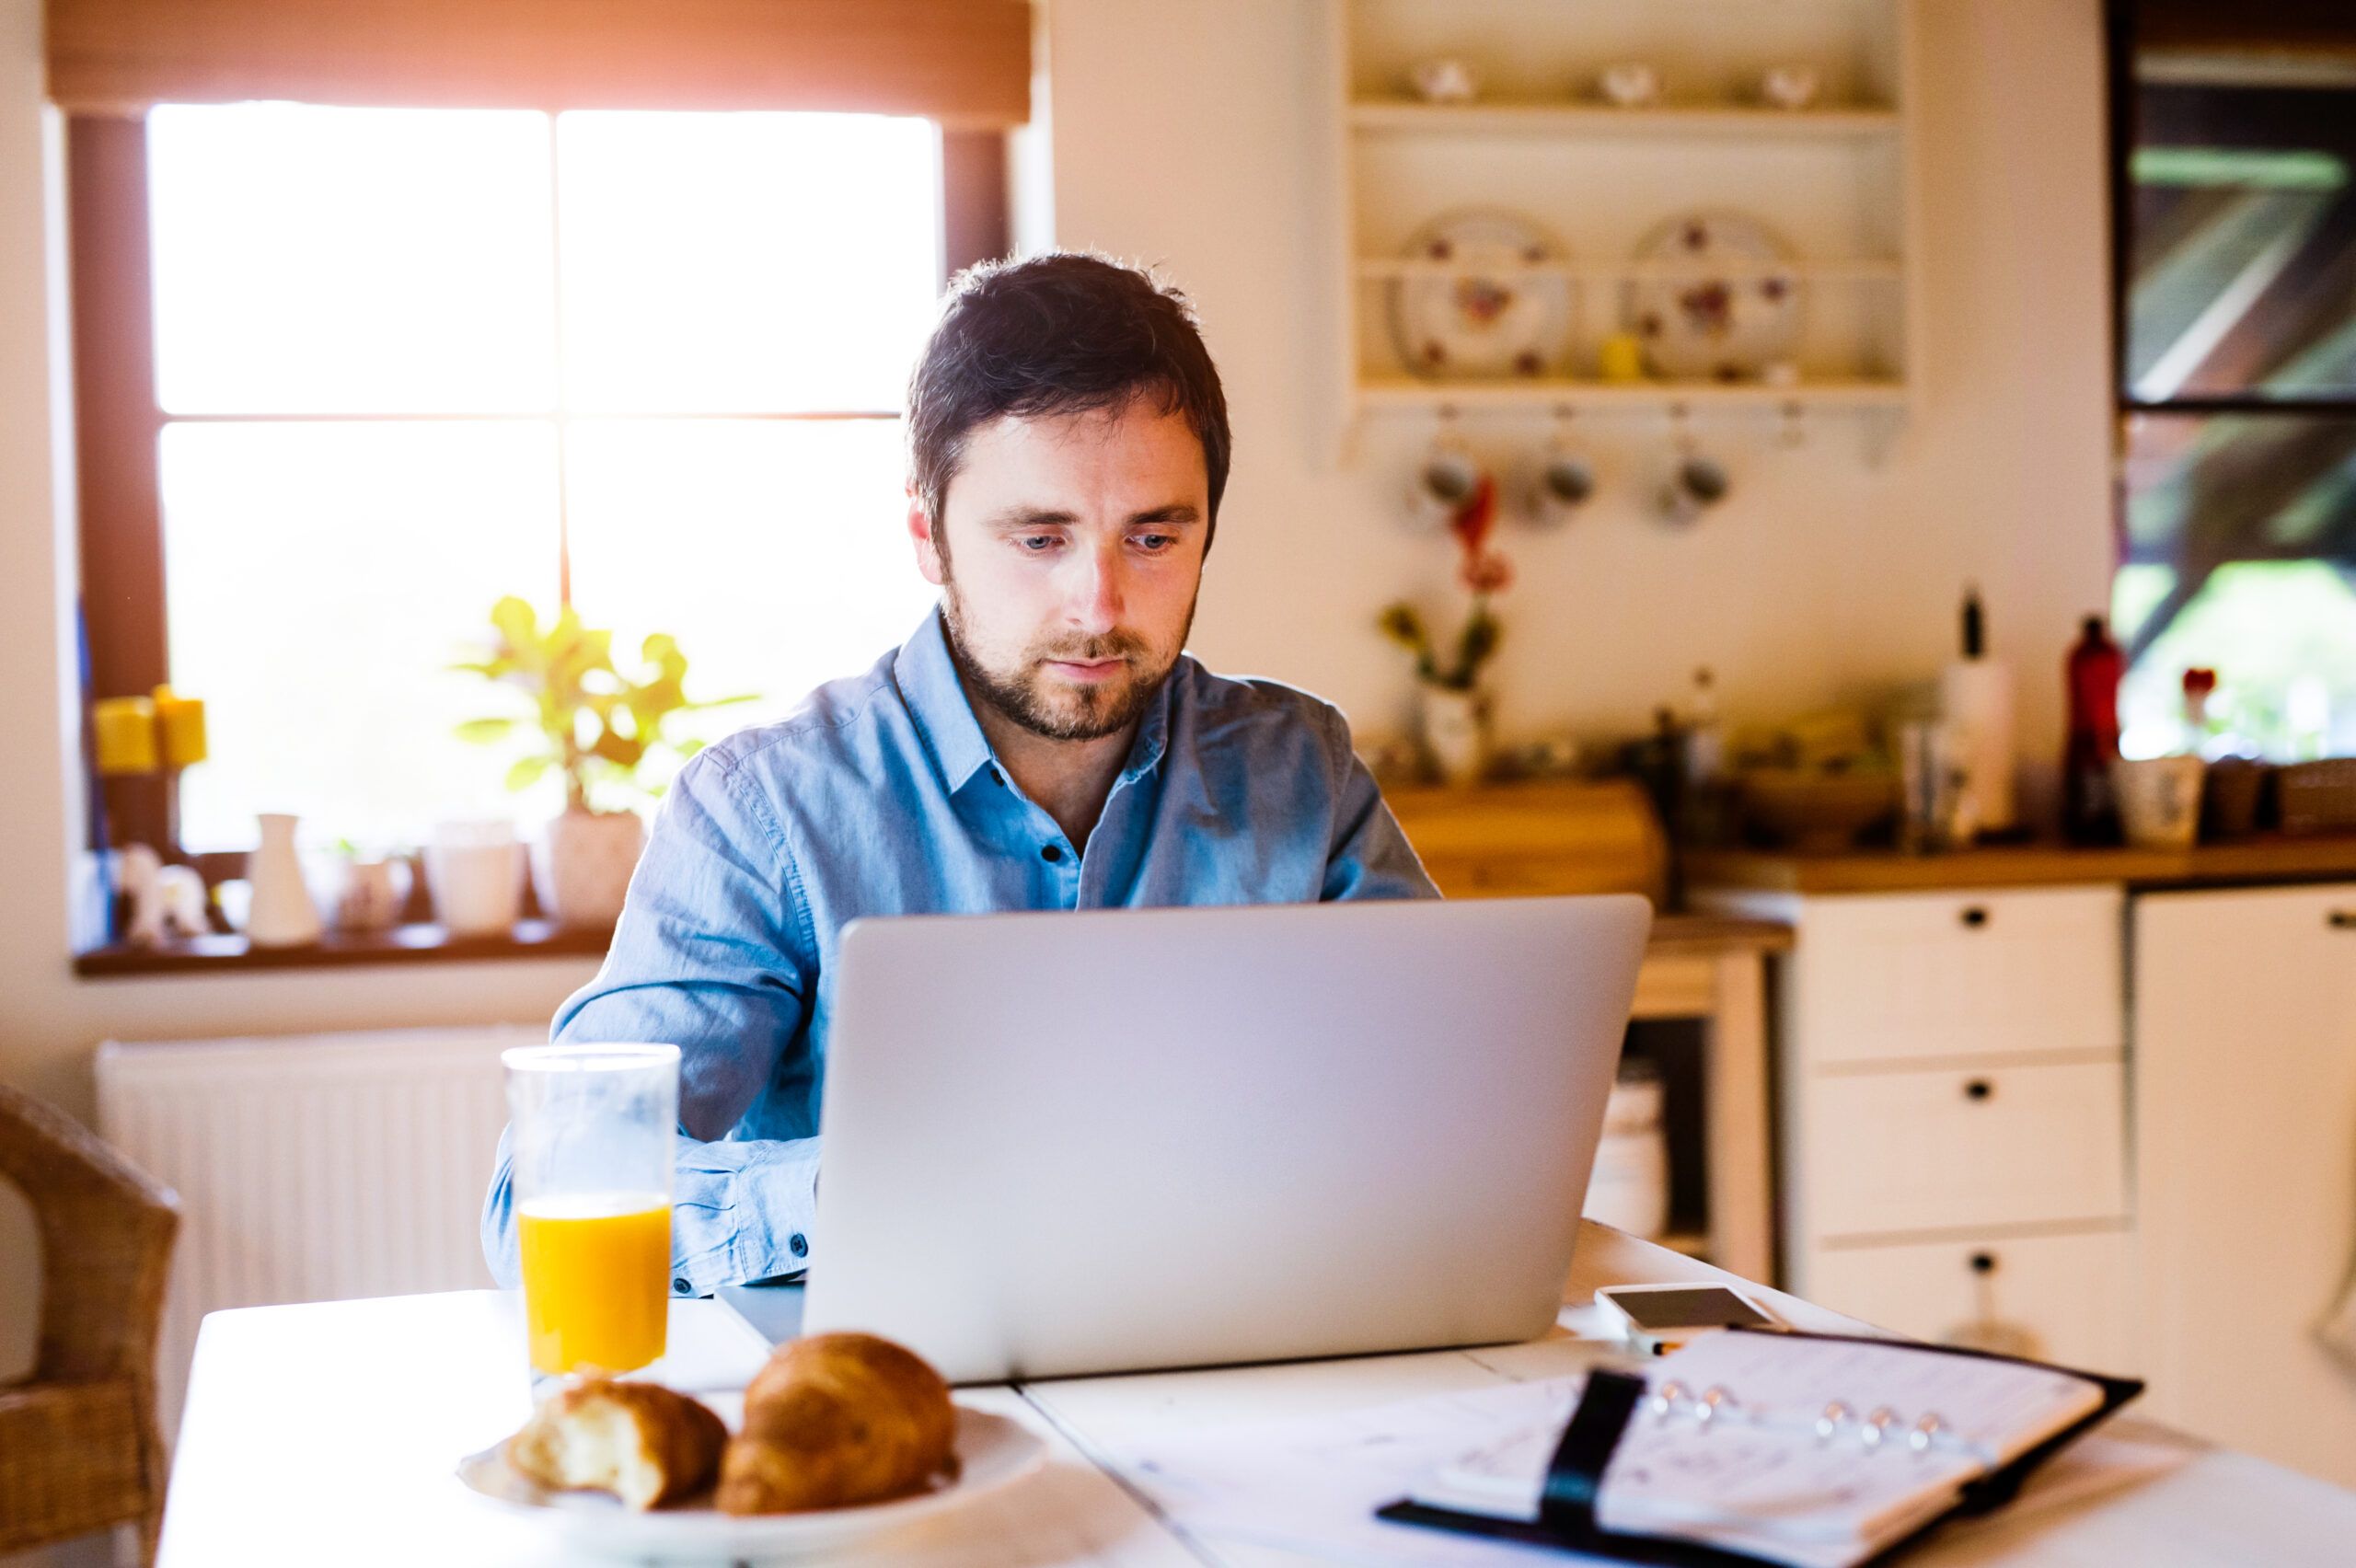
[1538,1367,1646,1539]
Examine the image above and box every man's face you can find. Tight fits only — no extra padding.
[909,398,1210,742]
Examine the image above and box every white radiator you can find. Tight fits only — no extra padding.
[95,1023,542,1438]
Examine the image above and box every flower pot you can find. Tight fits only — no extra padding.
[533,809,648,929]
[245,813,322,948]
[426,820,525,937]
[329,857,412,933]
[1419,686,1490,788]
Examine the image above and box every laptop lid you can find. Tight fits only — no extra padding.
[801,894,1650,1382]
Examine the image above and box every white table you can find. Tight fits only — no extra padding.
[158,1224,2356,1567]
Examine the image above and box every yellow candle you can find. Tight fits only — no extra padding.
[93,696,159,775]
[153,685,208,767]
[1599,331,1647,384]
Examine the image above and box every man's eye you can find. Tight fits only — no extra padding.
[1134,533,1175,552]
[1018,536,1059,551]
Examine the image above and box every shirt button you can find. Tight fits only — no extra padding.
[789,1233,809,1258]
[1041,845,1063,862]
[990,767,1005,786]
[672,1276,692,1295]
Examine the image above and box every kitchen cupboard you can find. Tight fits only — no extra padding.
[2131,882,2356,1490]
[1703,882,2135,1376]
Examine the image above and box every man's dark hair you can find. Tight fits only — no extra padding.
[906,251,1231,555]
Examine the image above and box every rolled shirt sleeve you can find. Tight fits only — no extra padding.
[480,746,821,1295]
[1319,716,1441,904]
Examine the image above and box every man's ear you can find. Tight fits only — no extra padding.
[907,487,945,587]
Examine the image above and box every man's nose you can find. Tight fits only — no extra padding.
[1064,537,1126,633]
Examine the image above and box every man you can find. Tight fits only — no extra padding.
[482,251,1437,1295]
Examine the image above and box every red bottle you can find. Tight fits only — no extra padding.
[2063,616,2125,845]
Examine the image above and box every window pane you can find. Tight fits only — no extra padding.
[149,104,556,414]
[2124,75,2356,402]
[2114,411,2356,760]
[563,419,937,763]
[162,421,564,850]
[556,112,942,413]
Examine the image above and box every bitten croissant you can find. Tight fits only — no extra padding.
[716,1332,958,1514]
[505,1377,728,1510]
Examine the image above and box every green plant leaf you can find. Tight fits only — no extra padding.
[504,754,553,791]
[453,717,518,744]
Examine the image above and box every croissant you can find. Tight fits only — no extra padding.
[505,1377,728,1510]
[716,1332,958,1514]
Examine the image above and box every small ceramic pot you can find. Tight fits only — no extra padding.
[1420,686,1490,788]
[1760,63,1822,110]
[331,857,412,933]
[1598,62,1662,107]
[533,809,649,929]
[2113,755,2206,849]
[426,820,525,937]
[1408,57,1478,104]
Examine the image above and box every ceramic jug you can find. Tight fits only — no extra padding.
[246,812,323,947]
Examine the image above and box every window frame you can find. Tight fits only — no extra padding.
[66,110,1007,866]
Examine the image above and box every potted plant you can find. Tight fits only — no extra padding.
[1379,472,1512,787]
[453,597,754,929]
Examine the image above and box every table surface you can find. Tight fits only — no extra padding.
[159,1223,2356,1568]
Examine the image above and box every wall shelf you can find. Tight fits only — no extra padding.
[1349,100,1902,141]
[1357,374,1910,415]
[1332,0,1923,438]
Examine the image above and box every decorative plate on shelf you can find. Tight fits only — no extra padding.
[1623,211,1805,382]
[1388,210,1574,380]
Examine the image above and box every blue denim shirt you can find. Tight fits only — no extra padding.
[480,608,1438,1294]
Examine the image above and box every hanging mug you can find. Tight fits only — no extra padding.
[1405,434,1489,533]
[1530,434,1596,528]
[1657,450,1729,525]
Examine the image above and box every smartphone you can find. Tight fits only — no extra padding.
[1593,1284,1779,1355]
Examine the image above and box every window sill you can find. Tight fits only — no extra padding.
[73,919,613,978]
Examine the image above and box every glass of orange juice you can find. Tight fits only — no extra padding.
[503,1043,679,1385]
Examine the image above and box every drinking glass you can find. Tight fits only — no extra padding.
[503,1043,679,1384]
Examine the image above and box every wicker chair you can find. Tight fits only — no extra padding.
[0,1081,179,1566]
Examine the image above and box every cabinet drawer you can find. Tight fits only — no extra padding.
[1796,887,2121,1064]
[1806,1061,2126,1239]
[1803,1228,2134,1376]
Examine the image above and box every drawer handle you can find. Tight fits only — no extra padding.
[1959,906,1990,928]
[1963,1078,1993,1102]
[1969,1251,1997,1274]
[2330,911,2356,930]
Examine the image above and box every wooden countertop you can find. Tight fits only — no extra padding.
[1690,834,2356,894]
[1645,911,1793,953]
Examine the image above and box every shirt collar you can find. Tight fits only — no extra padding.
[893,605,1180,795]
[894,607,997,794]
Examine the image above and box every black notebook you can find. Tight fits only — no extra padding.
[1378,1327,2142,1568]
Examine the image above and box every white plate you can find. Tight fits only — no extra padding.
[1388,209,1574,380]
[1623,211,1804,382]
[456,1404,1046,1562]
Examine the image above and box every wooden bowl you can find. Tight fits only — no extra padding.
[1739,768,1899,852]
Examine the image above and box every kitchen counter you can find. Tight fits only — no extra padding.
[1690,834,2356,894]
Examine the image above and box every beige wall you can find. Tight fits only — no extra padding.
[0,0,2113,1446]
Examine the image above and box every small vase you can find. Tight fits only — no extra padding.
[532,809,648,929]
[1420,686,1490,788]
[245,813,323,947]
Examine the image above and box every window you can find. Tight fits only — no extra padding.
[2109,5,2356,760]
[75,104,1003,855]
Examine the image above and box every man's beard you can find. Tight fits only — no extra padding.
[940,580,1193,743]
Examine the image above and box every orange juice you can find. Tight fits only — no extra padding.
[518,1193,671,1376]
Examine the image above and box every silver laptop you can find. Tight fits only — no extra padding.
[751,894,1649,1383]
